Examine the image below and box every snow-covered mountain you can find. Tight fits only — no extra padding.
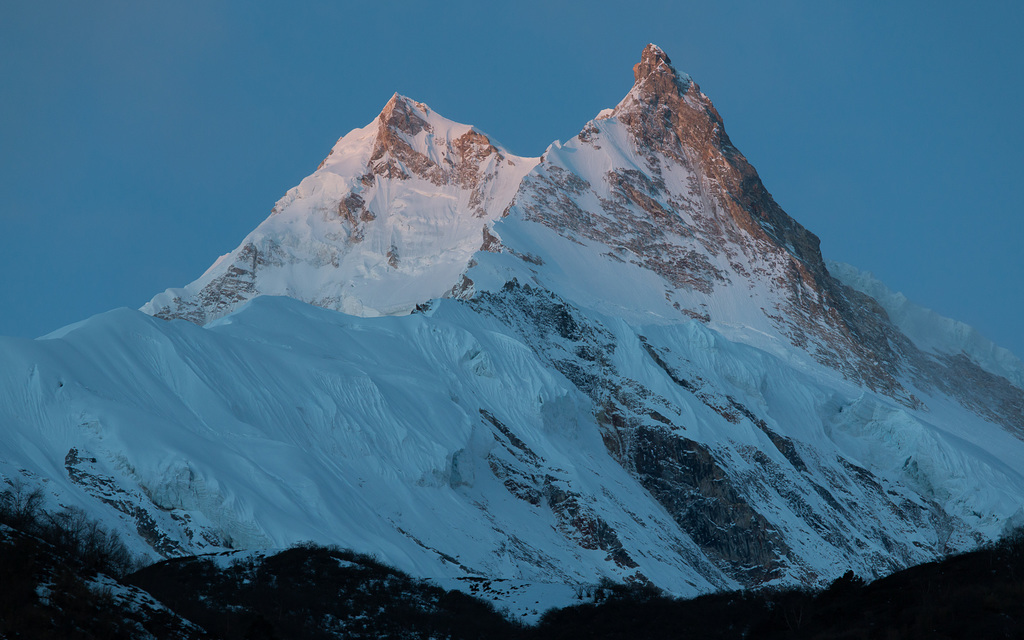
[3,45,1023,617]
[144,93,536,324]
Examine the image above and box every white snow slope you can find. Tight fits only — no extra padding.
[3,45,1023,618]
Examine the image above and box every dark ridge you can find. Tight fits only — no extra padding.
[531,527,1024,639]
[127,543,521,640]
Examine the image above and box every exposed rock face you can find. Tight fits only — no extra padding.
[629,426,785,583]
[625,44,825,280]
[63,447,228,557]
[368,95,511,213]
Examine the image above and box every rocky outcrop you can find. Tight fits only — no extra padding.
[628,427,785,584]
[368,95,511,217]
[64,448,223,557]
[626,45,825,274]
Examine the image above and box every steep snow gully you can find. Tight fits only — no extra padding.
[3,45,1023,618]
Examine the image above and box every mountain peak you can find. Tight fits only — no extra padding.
[631,43,692,97]
[144,90,537,325]
[377,93,432,136]
[633,44,671,81]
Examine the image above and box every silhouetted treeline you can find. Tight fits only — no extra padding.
[0,479,136,577]
[129,542,522,640]
[0,480,204,639]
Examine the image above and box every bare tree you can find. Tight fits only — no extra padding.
[0,478,45,531]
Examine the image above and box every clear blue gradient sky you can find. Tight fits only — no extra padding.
[2,1,1022,358]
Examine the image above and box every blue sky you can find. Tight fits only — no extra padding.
[2,1,1022,359]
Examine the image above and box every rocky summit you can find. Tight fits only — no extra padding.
[2,45,1023,618]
